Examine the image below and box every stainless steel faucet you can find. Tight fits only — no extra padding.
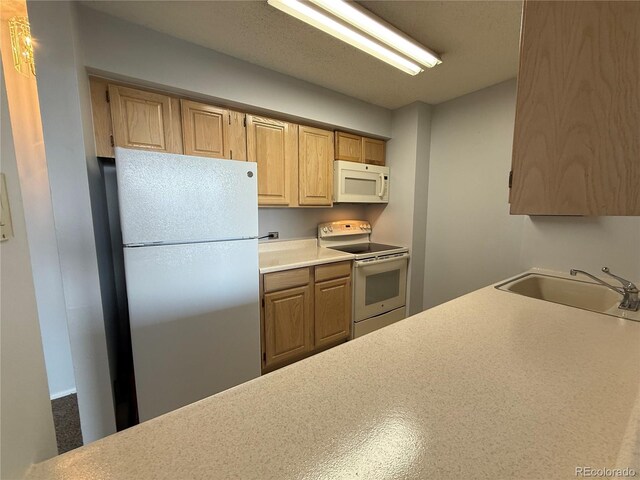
[570,267,639,312]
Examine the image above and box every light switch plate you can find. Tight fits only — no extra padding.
[0,173,14,241]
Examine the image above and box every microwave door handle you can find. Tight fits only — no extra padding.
[378,173,385,197]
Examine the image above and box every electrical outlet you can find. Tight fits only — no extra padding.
[268,231,279,239]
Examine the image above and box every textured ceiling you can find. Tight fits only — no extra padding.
[79,0,522,109]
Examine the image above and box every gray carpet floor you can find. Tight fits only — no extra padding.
[51,394,83,454]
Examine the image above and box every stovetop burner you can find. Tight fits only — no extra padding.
[328,243,404,255]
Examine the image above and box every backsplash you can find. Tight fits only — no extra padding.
[258,204,369,240]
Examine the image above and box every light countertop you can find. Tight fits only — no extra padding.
[258,238,354,274]
[26,271,640,480]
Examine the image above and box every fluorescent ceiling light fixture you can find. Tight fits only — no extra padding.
[267,0,424,75]
[310,0,442,68]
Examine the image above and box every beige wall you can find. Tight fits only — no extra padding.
[520,216,640,281]
[0,64,57,479]
[29,0,116,442]
[370,102,431,315]
[424,79,640,309]
[424,81,523,308]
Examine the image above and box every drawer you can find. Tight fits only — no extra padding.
[315,261,352,282]
[263,267,310,293]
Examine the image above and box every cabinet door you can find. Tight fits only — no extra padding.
[228,111,247,161]
[181,99,229,159]
[314,276,351,349]
[109,85,182,153]
[299,126,334,206]
[362,137,385,166]
[263,285,313,368]
[247,115,298,206]
[510,1,640,215]
[335,131,362,163]
[89,77,115,158]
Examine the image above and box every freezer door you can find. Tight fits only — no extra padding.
[116,148,258,245]
[124,239,260,422]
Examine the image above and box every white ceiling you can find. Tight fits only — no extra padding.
[80,0,523,109]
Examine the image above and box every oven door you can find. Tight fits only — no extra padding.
[354,253,408,321]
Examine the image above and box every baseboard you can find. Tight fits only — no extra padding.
[50,388,77,400]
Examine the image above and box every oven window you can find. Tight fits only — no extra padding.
[365,270,400,305]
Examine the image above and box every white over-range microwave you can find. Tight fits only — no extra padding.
[333,160,390,203]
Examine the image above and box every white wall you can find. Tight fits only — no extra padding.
[371,102,431,315]
[75,4,391,138]
[424,79,639,309]
[0,2,76,400]
[409,106,431,314]
[28,0,116,442]
[424,80,523,308]
[1,66,58,480]
[521,216,640,281]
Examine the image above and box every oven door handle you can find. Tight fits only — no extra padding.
[355,253,409,267]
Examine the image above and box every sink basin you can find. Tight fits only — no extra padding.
[496,273,639,321]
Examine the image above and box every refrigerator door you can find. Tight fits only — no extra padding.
[115,148,258,246]
[124,239,260,422]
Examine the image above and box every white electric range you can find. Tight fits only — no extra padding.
[318,220,409,338]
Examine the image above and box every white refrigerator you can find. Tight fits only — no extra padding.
[115,147,261,422]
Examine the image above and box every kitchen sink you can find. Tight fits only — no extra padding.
[496,273,640,321]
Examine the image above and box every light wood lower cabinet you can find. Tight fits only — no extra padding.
[109,84,183,154]
[263,284,313,368]
[314,276,351,348]
[261,262,352,372]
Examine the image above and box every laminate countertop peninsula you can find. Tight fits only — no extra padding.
[26,271,640,480]
[259,238,354,274]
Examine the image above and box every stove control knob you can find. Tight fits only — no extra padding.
[328,226,333,232]
[322,227,328,233]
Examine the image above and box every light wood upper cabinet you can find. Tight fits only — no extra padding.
[181,100,229,159]
[247,115,298,206]
[335,131,362,163]
[335,131,386,166]
[181,101,247,161]
[510,1,640,216]
[109,85,182,154]
[299,126,334,206]
[89,77,115,158]
[263,284,313,369]
[228,110,247,161]
[362,137,385,166]
[314,276,351,348]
